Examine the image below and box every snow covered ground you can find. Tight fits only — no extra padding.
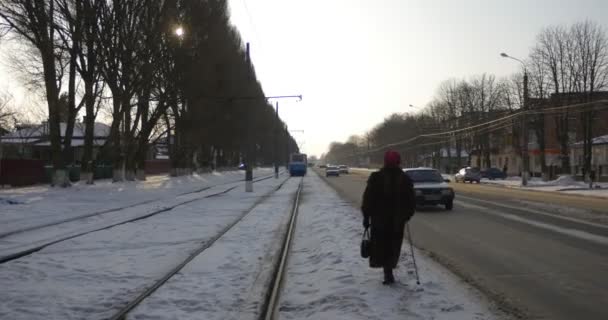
[0,168,273,236]
[277,173,505,320]
[0,175,287,320]
[0,170,507,320]
[128,178,302,320]
[480,175,608,198]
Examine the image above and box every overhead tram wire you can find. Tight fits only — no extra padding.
[240,0,268,72]
[361,99,608,155]
[334,100,608,163]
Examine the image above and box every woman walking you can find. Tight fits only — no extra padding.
[361,150,416,284]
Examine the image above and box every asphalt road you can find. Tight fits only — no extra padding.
[317,169,608,320]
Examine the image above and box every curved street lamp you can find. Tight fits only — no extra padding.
[501,52,529,186]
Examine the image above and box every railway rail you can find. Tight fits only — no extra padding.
[0,172,282,264]
[107,178,303,320]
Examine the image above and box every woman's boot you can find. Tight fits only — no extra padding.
[383,266,395,285]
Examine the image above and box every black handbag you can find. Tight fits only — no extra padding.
[360,227,371,258]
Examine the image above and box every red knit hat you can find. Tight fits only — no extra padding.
[384,150,401,168]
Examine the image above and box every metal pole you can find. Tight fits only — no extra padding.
[274,102,279,179]
[285,124,289,170]
[245,42,253,192]
[406,223,421,285]
[522,70,529,186]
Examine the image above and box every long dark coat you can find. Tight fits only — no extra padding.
[361,167,416,268]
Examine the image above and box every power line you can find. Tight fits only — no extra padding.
[240,0,266,60]
[362,99,608,154]
[327,100,608,163]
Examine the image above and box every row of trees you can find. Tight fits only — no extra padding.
[326,21,608,180]
[325,73,523,170]
[0,0,297,186]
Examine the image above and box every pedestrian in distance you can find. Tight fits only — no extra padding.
[361,150,416,285]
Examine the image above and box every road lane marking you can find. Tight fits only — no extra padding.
[455,200,608,246]
[457,194,608,230]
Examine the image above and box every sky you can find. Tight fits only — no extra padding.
[226,0,608,157]
[1,0,607,157]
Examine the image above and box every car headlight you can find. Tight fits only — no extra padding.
[441,188,453,196]
[415,189,423,196]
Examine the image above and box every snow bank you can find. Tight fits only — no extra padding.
[278,173,503,320]
[481,175,608,198]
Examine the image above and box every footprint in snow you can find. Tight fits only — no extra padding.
[441,304,464,312]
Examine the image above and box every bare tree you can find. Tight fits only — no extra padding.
[571,21,608,184]
[0,0,71,186]
[0,90,15,131]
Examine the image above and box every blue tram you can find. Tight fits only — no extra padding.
[288,153,308,176]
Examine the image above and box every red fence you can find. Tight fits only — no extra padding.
[0,159,170,187]
[0,159,46,187]
[144,159,171,175]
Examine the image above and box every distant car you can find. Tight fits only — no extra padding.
[454,167,481,183]
[319,164,327,169]
[481,167,507,180]
[238,163,247,170]
[404,168,454,210]
[325,166,340,177]
[338,165,349,174]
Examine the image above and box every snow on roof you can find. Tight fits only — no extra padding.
[33,138,107,147]
[0,137,42,144]
[1,122,110,143]
[572,134,608,146]
[1,125,44,140]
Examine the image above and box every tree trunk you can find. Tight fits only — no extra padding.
[583,111,594,187]
[110,95,124,182]
[81,82,96,184]
[535,114,548,180]
[456,139,462,170]
[557,115,571,174]
[41,47,68,187]
[62,28,79,173]
[445,141,452,173]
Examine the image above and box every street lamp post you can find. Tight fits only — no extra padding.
[245,43,254,192]
[274,102,279,178]
[501,52,529,186]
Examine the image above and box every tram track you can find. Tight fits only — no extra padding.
[0,172,283,265]
[107,178,303,320]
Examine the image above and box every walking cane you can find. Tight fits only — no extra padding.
[406,223,421,285]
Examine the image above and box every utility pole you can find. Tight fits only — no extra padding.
[274,102,279,178]
[245,43,253,192]
[285,124,289,170]
[522,71,529,186]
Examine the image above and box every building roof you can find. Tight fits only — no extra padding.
[0,122,110,144]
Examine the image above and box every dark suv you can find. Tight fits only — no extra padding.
[481,167,507,180]
[455,167,481,183]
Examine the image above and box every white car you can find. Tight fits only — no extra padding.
[325,166,340,177]
[403,168,455,210]
[338,165,349,174]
